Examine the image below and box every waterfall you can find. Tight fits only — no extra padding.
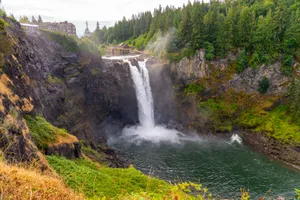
[125,59,154,128]
[122,59,183,143]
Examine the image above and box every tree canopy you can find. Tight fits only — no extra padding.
[91,0,300,67]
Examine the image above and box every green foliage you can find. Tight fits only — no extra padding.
[295,188,300,199]
[25,115,68,149]
[98,44,107,56]
[204,42,214,61]
[134,34,147,50]
[78,38,100,55]
[81,142,108,165]
[41,30,78,52]
[89,0,299,65]
[288,78,300,123]
[0,8,6,17]
[258,77,270,94]
[0,19,12,67]
[19,15,30,23]
[237,49,248,73]
[184,82,204,95]
[282,54,294,76]
[47,156,171,199]
[255,105,300,143]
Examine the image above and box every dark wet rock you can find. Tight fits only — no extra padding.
[46,142,82,159]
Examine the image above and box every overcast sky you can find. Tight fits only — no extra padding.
[2,0,207,36]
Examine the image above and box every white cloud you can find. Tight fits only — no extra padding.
[3,0,198,21]
[2,0,209,36]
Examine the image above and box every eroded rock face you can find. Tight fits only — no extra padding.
[170,49,209,84]
[230,62,289,95]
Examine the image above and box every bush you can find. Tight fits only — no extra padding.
[0,9,6,18]
[204,42,214,61]
[282,54,294,76]
[237,49,248,73]
[288,78,300,123]
[184,82,204,95]
[295,188,300,199]
[258,77,270,94]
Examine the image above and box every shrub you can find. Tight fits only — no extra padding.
[237,49,248,73]
[295,188,300,199]
[288,78,300,123]
[282,54,294,76]
[204,42,214,61]
[258,77,270,94]
[0,9,6,18]
[184,82,204,95]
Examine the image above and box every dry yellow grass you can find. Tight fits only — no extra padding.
[0,95,4,112]
[0,160,84,200]
[21,98,34,112]
[55,134,78,145]
[0,74,20,104]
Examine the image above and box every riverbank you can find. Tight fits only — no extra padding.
[243,131,300,171]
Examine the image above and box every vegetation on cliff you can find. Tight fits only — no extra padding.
[92,0,299,68]
[25,115,78,150]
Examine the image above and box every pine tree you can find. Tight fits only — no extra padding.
[237,6,252,48]
[96,21,100,31]
[179,1,192,44]
[38,15,43,23]
[32,16,37,23]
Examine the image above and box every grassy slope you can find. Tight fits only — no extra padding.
[0,159,82,199]
[25,115,78,149]
[47,155,172,199]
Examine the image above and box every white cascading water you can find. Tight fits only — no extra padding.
[123,59,182,143]
[126,59,154,128]
[230,134,242,144]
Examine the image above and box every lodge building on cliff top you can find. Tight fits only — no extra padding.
[21,21,76,35]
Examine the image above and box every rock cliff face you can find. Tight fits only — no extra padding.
[0,18,137,166]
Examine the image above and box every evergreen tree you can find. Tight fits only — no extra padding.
[96,21,100,31]
[32,16,37,23]
[179,1,192,44]
[38,15,43,23]
[19,15,30,23]
[237,6,252,48]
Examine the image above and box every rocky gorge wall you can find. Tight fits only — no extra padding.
[0,18,138,166]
